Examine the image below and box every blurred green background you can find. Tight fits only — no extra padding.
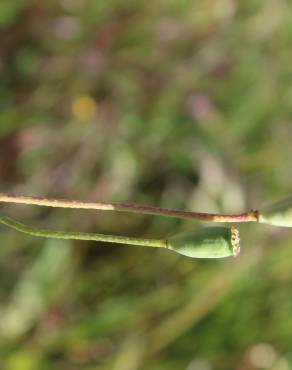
[1,0,292,369]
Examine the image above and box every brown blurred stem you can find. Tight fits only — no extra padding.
[0,192,259,223]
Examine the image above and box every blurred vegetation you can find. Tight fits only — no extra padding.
[1,0,292,369]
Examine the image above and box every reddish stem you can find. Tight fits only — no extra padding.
[0,193,259,223]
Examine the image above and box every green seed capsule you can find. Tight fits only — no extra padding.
[166,226,240,258]
[259,197,292,227]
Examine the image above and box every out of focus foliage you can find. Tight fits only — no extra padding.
[1,1,292,369]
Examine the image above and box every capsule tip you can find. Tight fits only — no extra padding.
[231,226,240,256]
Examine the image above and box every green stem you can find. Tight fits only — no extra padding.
[0,193,259,223]
[0,214,167,249]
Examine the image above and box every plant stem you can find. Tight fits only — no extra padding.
[0,213,167,248]
[0,193,259,223]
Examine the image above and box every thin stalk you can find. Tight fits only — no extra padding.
[0,213,167,248]
[0,193,259,223]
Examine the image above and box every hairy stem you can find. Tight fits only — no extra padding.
[0,192,259,223]
[0,213,167,248]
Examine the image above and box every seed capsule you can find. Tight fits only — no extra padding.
[166,226,240,258]
[259,197,292,227]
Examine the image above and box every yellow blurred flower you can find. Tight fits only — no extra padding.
[72,95,97,122]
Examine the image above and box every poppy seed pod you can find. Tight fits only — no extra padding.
[259,197,292,227]
[166,226,240,258]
